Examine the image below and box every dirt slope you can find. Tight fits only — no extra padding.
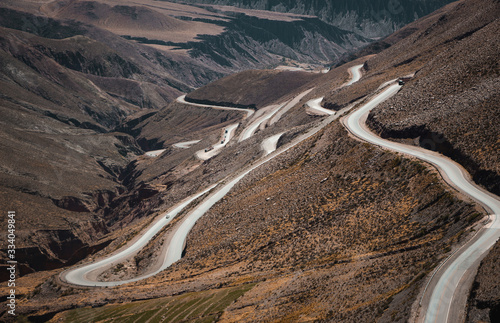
[466,239,500,323]
[185,69,321,109]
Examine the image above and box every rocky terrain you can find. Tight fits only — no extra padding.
[33,0,371,72]
[0,4,225,274]
[0,0,498,322]
[0,0,355,276]
[466,239,500,323]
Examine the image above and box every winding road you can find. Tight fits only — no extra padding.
[306,97,334,115]
[345,64,363,86]
[144,149,166,157]
[59,64,375,289]
[343,83,500,323]
[61,186,215,286]
[173,140,201,149]
[305,64,364,116]
[195,123,239,160]
[261,133,284,156]
[176,95,254,118]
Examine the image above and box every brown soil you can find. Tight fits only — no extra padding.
[185,69,322,110]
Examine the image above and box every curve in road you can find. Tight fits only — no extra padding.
[176,95,254,118]
[304,64,364,116]
[346,64,363,86]
[261,133,284,156]
[173,140,201,149]
[343,83,500,323]
[196,123,239,160]
[305,97,334,115]
[144,149,166,157]
[239,103,285,142]
[61,186,216,287]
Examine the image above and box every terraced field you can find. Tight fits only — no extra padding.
[51,284,255,323]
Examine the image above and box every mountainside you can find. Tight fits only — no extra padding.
[466,239,500,322]
[37,0,370,71]
[171,0,456,38]
[0,0,499,322]
[0,5,225,274]
[0,0,361,276]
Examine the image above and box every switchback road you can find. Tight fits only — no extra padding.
[62,64,365,287]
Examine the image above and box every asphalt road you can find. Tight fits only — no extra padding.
[173,140,201,149]
[195,123,239,160]
[261,133,284,156]
[346,64,363,86]
[343,83,500,323]
[305,64,364,116]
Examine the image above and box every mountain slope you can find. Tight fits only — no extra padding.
[39,0,371,70]
[185,69,321,109]
[0,6,226,274]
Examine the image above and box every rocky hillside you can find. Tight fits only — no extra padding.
[466,239,500,323]
[364,0,500,195]
[172,0,456,38]
[0,5,224,273]
[37,0,371,71]
[0,0,365,275]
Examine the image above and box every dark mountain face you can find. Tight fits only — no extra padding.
[153,13,369,68]
[168,0,456,38]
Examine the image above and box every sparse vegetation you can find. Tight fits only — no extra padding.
[53,284,255,323]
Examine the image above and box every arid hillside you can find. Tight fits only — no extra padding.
[0,0,360,277]
[185,69,321,109]
[170,0,456,38]
[0,5,225,274]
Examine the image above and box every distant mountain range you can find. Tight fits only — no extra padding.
[168,0,456,38]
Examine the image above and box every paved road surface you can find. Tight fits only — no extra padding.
[176,95,254,118]
[61,187,215,286]
[238,104,284,142]
[196,123,239,160]
[304,64,364,116]
[144,149,166,157]
[261,133,284,156]
[305,97,334,115]
[173,140,201,149]
[346,64,363,86]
